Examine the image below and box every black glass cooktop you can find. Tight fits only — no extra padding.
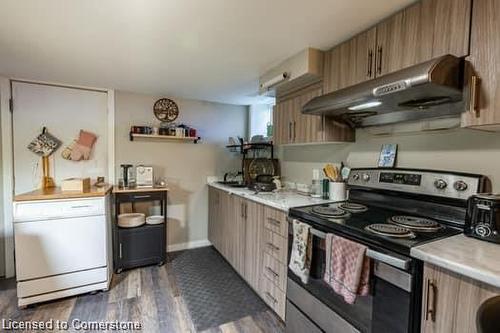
[289,201,461,256]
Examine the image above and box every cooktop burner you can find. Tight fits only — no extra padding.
[339,202,368,213]
[365,224,416,239]
[311,205,351,219]
[389,215,442,232]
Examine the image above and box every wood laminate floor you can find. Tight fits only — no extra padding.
[0,253,284,333]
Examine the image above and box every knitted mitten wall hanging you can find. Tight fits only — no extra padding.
[62,130,97,161]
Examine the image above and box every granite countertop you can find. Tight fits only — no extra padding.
[14,184,113,201]
[208,182,332,212]
[411,234,500,288]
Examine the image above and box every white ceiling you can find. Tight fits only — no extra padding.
[0,0,415,105]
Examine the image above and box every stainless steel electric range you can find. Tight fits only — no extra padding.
[286,168,487,333]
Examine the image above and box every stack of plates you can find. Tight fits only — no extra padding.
[118,213,145,228]
[146,215,164,225]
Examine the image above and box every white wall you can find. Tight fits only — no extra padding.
[11,82,109,195]
[115,91,247,251]
[279,128,500,192]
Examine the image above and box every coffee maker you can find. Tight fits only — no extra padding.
[120,164,134,188]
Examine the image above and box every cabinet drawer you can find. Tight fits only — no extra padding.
[263,206,288,237]
[13,198,105,221]
[260,275,286,320]
[115,191,165,203]
[262,252,287,292]
[263,229,287,264]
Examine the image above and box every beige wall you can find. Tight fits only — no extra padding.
[115,91,247,250]
[280,128,500,192]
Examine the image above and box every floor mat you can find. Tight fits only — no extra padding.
[170,246,267,331]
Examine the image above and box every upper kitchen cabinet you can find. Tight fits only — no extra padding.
[461,0,500,130]
[273,83,354,145]
[376,0,471,76]
[323,27,377,94]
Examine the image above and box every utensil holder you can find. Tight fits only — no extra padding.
[329,181,347,201]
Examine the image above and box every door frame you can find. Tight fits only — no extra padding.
[0,77,115,278]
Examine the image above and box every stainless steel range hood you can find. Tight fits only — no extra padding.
[303,55,465,127]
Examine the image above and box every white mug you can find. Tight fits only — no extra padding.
[329,181,347,202]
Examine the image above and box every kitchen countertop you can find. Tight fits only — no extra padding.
[411,234,500,288]
[14,184,113,201]
[208,182,332,212]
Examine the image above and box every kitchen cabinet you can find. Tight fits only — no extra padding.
[461,0,500,130]
[323,0,471,94]
[421,263,500,333]
[113,189,167,273]
[273,83,354,145]
[323,27,377,94]
[376,0,471,76]
[208,187,289,320]
[243,200,264,291]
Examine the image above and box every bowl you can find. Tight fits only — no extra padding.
[146,215,164,225]
[118,213,145,228]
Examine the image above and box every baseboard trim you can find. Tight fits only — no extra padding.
[167,240,212,253]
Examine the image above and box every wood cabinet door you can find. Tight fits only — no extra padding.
[273,99,294,145]
[461,0,500,130]
[293,84,325,144]
[243,200,264,290]
[323,27,377,94]
[376,0,471,77]
[421,263,500,333]
[208,187,218,249]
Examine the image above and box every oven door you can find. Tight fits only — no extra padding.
[286,224,421,333]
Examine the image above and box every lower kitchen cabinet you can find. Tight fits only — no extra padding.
[208,186,289,320]
[421,263,500,333]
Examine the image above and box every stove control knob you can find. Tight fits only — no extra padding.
[453,180,468,192]
[352,174,360,181]
[475,225,491,237]
[362,173,370,182]
[434,179,447,190]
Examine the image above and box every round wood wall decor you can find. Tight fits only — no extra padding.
[153,98,179,122]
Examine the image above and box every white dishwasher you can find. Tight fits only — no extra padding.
[13,195,112,307]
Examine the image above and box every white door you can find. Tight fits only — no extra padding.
[14,215,107,280]
[11,81,108,195]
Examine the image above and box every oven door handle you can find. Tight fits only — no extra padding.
[310,228,410,270]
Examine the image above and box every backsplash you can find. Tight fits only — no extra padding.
[279,128,500,192]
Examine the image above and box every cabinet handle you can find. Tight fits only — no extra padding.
[469,75,480,116]
[70,205,92,209]
[266,266,279,279]
[119,243,123,259]
[265,292,278,304]
[240,202,244,218]
[367,49,373,77]
[267,242,280,251]
[377,46,383,75]
[288,122,292,141]
[293,121,296,142]
[244,203,247,219]
[267,217,281,226]
[425,279,437,322]
[133,195,151,199]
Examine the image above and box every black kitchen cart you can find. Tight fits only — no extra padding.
[113,187,168,273]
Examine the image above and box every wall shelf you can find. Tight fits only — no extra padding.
[129,133,200,143]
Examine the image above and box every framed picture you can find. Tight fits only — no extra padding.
[378,144,398,168]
